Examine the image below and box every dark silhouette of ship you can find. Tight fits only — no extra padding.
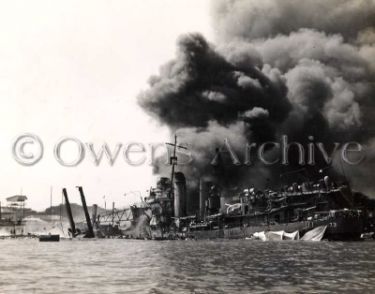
[66,137,375,241]
[142,172,374,241]
[139,138,375,241]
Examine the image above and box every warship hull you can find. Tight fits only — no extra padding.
[187,213,364,241]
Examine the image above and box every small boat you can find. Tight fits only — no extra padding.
[39,234,60,242]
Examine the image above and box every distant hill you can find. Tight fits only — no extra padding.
[28,203,107,221]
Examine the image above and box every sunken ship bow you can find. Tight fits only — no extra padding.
[144,171,371,241]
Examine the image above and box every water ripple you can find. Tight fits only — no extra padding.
[0,239,374,293]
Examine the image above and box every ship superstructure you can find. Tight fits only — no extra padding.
[73,136,375,241]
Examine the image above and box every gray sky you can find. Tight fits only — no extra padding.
[0,0,213,210]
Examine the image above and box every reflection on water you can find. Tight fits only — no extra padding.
[0,239,374,293]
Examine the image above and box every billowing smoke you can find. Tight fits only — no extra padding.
[138,0,375,194]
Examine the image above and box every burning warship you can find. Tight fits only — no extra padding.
[67,28,375,241]
[76,136,374,242]
[140,160,373,241]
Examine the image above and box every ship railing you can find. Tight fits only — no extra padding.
[282,188,340,197]
[207,213,223,220]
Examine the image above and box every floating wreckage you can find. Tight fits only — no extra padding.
[249,226,326,242]
[300,226,327,241]
[39,234,60,242]
[250,230,301,241]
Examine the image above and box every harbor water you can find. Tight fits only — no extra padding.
[0,239,374,293]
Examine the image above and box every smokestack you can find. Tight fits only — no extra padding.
[220,189,227,214]
[208,185,221,215]
[240,196,246,216]
[62,188,76,237]
[76,186,94,238]
[174,172,187,217]
[199,179,209,219]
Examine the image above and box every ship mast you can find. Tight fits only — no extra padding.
[166,135,187,198]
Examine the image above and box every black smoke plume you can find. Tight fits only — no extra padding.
[138,0,375,195]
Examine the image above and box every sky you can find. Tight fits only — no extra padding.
[0,0,213,210]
